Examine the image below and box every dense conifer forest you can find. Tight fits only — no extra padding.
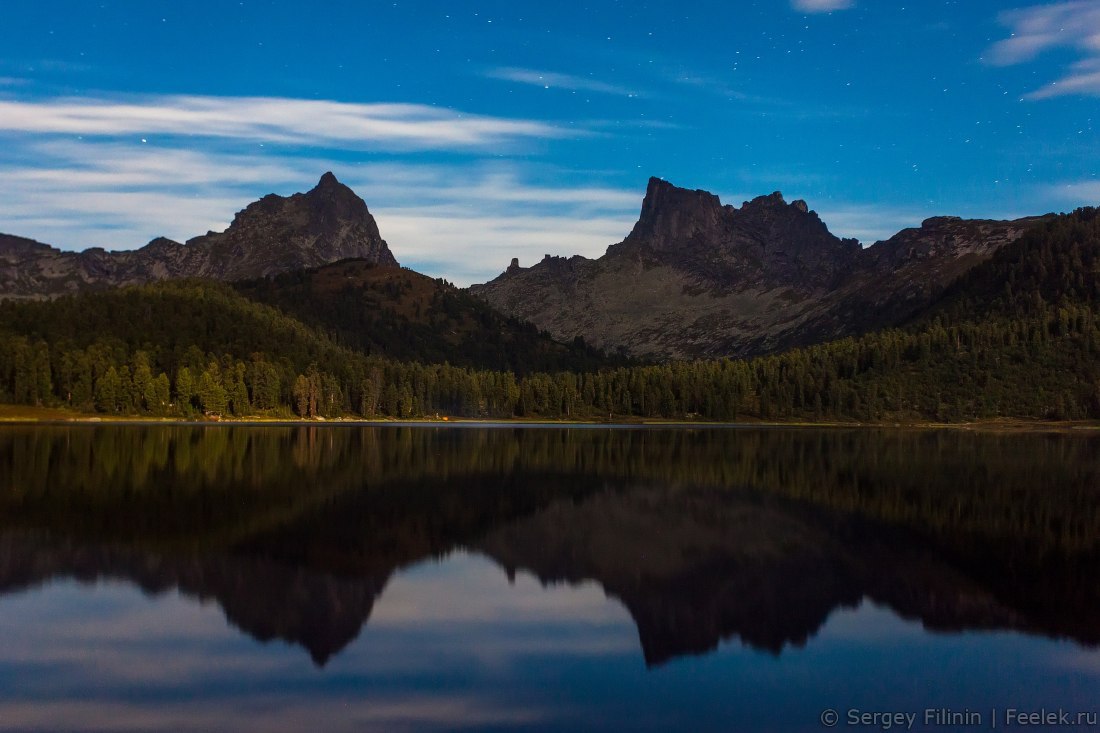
[0,208,1097,422]
[233,259,620,375]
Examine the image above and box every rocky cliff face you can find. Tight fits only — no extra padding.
[470,177,1048,360]
[610,178,860,291]
[0,172,397,299]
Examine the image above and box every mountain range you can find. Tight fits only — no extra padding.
[0,173,1057,362]
[471,177,1049,359]
[1,172,1097,423]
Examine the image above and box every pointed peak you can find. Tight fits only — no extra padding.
[316,171,341,189]
[303,171,373,213]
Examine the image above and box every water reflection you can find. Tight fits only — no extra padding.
[1,425,1098,670]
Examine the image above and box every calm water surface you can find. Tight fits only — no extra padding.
[1,425,1099,732]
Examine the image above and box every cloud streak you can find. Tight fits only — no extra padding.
[1043,179,1100,204]
[0,138,639,285]
[485,67,639,97]
[987,1,1100,99]
[0,93,567,149]
[791,0,854,13]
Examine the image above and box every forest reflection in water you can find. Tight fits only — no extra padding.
[1,424,1098,668]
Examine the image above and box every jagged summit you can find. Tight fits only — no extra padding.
[622,177,728,251]
[745,190,787,206]
[0,174,398,299]
[604,177,857,291]
[630,180,820,248]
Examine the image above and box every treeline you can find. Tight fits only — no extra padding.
[1,299,1097,421]
[5,427,1100,553]
[930,205,1100,324]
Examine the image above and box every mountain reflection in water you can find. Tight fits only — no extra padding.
[1,425,1098,668]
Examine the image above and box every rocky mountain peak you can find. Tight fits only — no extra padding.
[144,236,181,251]
[733,189,855,259]
[607,177,857,290]
[227,172,373,233]
[0,233,54,259]
[203,172,397,276]
[738,192,808,215]
[737,191,817,223]
[0,174,399,299]
[744,191,788,208]
[303,171,371,220]
[620,177,729,251]
[316,171,341,189]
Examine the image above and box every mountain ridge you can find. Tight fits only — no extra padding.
[0,172,1068,363]
[470,176,1052,360]
[0,172,397,299]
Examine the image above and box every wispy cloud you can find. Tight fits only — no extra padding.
[296,164,639,284]
[708,182,925,246]
[1027,57,1100,99]
[812,203,931,245]
[0,140,320,247]
[0,696,548,733]
[382,210,633,285]
[792,0,854,13]
[0,138,639,285]
[0,88,641,283]
[0,93,567,149]
[1042,179,1100,205]
[986,1,1100,99]
[485,66,640,97]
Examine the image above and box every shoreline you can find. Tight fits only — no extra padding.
[0,407,1096,433]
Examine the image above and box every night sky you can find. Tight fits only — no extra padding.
[1,0,1097,284]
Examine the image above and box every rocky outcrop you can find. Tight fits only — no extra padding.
[609,178,860,292]
[0,172,397,299]
[470,177,1049,360]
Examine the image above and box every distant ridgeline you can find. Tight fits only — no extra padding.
[0,207,1098,422]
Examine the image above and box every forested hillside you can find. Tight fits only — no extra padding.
[233,259,619,375]
[928,206,1100,324]
[0,209,1097,422]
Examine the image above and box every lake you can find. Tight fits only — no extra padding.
[0,425,1098,732]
